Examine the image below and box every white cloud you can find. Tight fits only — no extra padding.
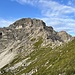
[0,18,14,27]
[42,17,75,34]
[39,0,75,17]
[11,0,40,5]
[39,0,75,36]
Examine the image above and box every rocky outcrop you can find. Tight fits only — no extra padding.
[0,18,73,51]
[57,31,73,42]
[0,18,74,69]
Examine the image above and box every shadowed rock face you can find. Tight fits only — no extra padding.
[0,18,74,69]
[0,32,2,38]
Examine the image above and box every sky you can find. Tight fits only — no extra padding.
[0,0,75,36]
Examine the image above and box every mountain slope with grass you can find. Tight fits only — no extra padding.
[0,38,75,75]
[0,18,74,75]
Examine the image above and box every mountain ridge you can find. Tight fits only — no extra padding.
[0,18,74,75]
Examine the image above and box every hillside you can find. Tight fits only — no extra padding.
[0,38,75,75]
[0,18,74,75]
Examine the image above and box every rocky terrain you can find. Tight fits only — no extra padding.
[0,18,74,75]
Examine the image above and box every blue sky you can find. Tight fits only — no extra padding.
[0,0,75,36]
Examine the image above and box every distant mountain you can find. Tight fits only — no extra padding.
[0,18,74,75]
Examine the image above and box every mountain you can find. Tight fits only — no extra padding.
[0,18,74,75]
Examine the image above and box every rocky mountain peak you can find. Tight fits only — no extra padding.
[9,18,46,29]
[58,31,67,34]
[57,31,73,42]
[0,18,74,70]
[0,18,74,74]
[0,18,73,48]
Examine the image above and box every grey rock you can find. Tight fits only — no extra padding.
[0,18,74,69]
[57,31,73,42]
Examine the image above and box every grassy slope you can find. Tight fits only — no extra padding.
[1,38,75,75]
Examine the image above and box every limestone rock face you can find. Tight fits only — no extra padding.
[57,31,73,42]
[0,18,73,51]
[0,18,74,69]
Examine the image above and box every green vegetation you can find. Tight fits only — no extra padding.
[31,38,36,41]
[33,37,43,48]
[1,38,75,75]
